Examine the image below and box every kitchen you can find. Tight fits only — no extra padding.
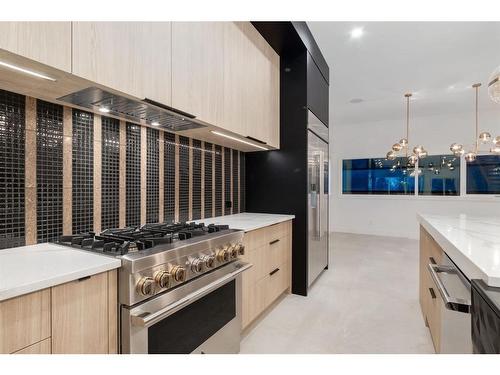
[1,1,500,373]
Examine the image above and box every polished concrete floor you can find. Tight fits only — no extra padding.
[240,232,435,354]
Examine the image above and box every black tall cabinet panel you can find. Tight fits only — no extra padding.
[247,22,330,296]
[307,53,329,126]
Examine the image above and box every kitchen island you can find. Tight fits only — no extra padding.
[417,213,500,287]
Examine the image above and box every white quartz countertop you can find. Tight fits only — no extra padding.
[0,243,121,302]
[417,213,500,287]
[192,212,295,232]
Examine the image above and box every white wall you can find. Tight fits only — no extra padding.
[329,109,500,239]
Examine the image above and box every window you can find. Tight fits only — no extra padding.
[467,155,500,194]
[342,157,415,195]
[418,155,460,196]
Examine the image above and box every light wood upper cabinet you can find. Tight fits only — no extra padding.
[172,22,224,126]
[223,22,280,149]
[0,22,71,72]
[72,22,172,105]
[51,271,110,354]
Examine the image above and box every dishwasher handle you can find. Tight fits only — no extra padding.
[428,263,471,313]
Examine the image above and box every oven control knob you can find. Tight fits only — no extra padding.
[136,277,155,296]
[191,258,204,273]
[154,270,171,289]
[216,247,230,262]
[202,254,216,268]
[171,265,186,282]
[229,244,238,259]
[236,243,245,255]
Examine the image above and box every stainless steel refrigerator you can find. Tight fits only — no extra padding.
[307,110,329,287]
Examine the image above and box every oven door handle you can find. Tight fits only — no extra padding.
[131,261,252,328]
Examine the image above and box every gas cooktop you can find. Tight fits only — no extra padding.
[59,222,230,256]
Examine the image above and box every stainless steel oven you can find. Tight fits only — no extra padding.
[121,260,250,354]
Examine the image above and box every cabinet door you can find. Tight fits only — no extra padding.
[72,22,172,105]
[223,22,280,148]
[307,53,329,126]
[172,22,224,126]
[0,289,51,354]
[51,272,109,354]
[0,22,71,72]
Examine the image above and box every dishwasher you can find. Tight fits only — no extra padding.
[428,253,472,353]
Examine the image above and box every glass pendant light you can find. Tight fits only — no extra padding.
[385,93,427,164]
[494,136,500,146]
[392,143,403,152]
[488,65,500,104]
[479,131,492,143]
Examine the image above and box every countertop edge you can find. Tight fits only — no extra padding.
[0,259,121,302]
[417,214,499,287]
[241,216,295,232]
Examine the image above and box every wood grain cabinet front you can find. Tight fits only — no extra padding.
[0,22,72,72]
[72,22,172,106]
[240,221,292,330]
[0,289,51,354]
[13,338,51,354]
[223,22,280,149]
[171,22,225,126]
[51,270,117,354]
[419,226,444,353]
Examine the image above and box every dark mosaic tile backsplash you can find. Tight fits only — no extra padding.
[0,88,245,248]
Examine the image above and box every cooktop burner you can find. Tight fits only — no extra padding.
[59,222,230,255]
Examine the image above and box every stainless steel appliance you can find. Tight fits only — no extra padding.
[307,110,329,287]
[428,253,472,353]
[471,279,500,353]
[59,222,250,354]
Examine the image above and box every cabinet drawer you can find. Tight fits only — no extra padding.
[13,338,51,354]
[240,244,267,284]
[266,221,291,244]
[269,235,291,271]
[424,267,442,352]
[265,261,290,305]
[244,228,268,250]
[0,289,51,354]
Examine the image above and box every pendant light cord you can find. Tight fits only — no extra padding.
[475,85,479,152]
[405,93,411,157]
[472,83,481,153]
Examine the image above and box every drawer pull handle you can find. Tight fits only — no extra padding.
[428,287,436,299]
[269,239,280,245]
[269,268,280,276]
[429,257,436,265]
[77,276,91,282]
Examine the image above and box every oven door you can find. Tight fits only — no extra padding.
[121,261,251,354]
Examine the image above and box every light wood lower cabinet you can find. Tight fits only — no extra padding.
[419,226,444,353]
[0,269,117,354]
[240,220,292,330]
[0,289,50,354]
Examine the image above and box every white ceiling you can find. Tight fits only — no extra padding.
[307,22,500,126]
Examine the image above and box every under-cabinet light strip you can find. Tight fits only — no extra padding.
[0,60,56,81]
[210,131,268,151]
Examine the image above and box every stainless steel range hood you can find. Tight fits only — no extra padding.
[57,87,205,132]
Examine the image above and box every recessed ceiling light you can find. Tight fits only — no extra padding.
[0,60,56,81]
[151,121,160,126]
[350,27,364,39]
[210,131,268,151]
[98,107,110,113]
